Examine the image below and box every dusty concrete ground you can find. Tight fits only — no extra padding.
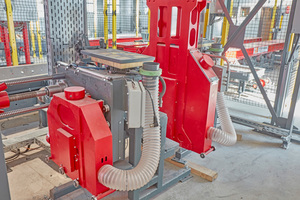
[4,100,300,200]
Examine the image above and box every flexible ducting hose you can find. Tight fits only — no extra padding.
[208,92,237,146]
[98,62,161,191]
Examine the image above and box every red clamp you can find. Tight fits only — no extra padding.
[0,83,10,113]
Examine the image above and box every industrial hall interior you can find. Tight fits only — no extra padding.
[1,0,300,199]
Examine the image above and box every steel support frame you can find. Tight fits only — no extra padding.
[0,133,11,200]
[22,22,31,65]
[273,0,299,125]
[218,0,278,122]
[0,25,12,66]
[216,0,300,148]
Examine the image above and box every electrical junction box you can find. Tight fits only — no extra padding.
[127,81,145,128]
[292,0,300,33]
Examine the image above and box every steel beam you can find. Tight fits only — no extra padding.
[241,46,278,122]
[286,61,300,133]
[222,0,267,54]
[104,0,108,48]
[273,0,298,123]
[0,25,12,66]
[22,22,31,64]
[0,133,11,200]
[112,0,117,49]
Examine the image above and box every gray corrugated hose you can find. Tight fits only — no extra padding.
[98,63,161,191]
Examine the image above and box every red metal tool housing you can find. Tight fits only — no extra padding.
[143,0,218,154]
[47,87,113,197]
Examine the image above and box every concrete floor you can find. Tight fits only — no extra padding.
[4,100,300,200]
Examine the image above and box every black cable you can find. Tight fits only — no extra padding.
[144,87,159,127]
[159,76,166,107]
[5,145,34,162]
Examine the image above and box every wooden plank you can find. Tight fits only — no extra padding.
[82,49,154,64]
[165,157,218,182]
[0,112,39,131]
[91,57,146,69]
[237,134,243,141]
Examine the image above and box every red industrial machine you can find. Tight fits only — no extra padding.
[47,87,113,196]
[143,0,218,154]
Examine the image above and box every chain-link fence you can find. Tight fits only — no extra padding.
[86,0,149,39]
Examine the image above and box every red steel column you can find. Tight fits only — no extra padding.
[0,24,12,66]
[22,22,31,64]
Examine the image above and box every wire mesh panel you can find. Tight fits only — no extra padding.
[86,0,149,39]
[217,0,296,110]
[0,0,47,66]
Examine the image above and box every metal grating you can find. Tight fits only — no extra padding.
[44,0,86,74]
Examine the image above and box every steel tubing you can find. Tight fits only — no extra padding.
[0,104,50,119]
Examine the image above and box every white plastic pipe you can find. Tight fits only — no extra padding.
[208,92,237,146]
[98,76,161,191]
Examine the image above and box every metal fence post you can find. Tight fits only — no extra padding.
[0,133,11,200]
[4,0,18,66]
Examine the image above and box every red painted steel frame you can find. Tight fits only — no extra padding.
[0,25,12,66]
[22,22,31,64]
[89,37,143,47]
[143,0,218,154]
[226,39,285,60]
[48,92,113,197]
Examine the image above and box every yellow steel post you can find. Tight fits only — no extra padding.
[29,21,36,58]
[94,0,97,38]
[220,0,233,66]
[136,0,139,37]
[148,9,150,42]
[36,21,43,59]
[288,33,295,52]
[104,0,108,48]
[4,0,18,66]
[279,14,284,30]
[112,0,117,49]
[203,3,210,38]
[269,0,278,40]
